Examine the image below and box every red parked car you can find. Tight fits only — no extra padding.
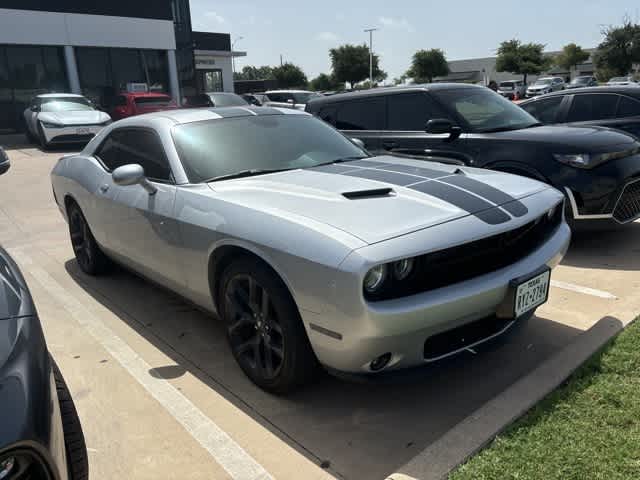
[107,92,178,120]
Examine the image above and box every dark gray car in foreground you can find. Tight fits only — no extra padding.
[0,149,88,480]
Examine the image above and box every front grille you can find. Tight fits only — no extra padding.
[423,315,513,360]
[367,203,563,301]
[613,180,640,223]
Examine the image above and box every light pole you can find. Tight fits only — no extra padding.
[232,36,243,76]
[364,28,378,87]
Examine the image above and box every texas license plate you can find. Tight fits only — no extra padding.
[76,127,91,135]
[514,270,550,318]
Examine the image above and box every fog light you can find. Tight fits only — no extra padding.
[0,457,15,479]
[370,352,392,371]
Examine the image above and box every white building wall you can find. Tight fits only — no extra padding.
[0,8,175,50]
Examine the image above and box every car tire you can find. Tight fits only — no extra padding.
[67,202,111,275]
[219,257,318,394]
[52,360,89,480]
[37,122,49,150]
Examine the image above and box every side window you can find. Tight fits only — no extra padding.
[520,96,564,124]
[336,98,385,130]
[119,129,172,182]
[387,93,448,131]
[617,96,640,117]
[566,94,619,122]
[267,93,285,102]
[95,130,127,171]
[318,105,338,125]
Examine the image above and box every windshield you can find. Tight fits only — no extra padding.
[172,115,366,183]
[571,77,590,84]
[499,82,515,88]
[433,88,539,133]
[610,77,628,82]
[41,97,93,112]
[292,92,320,103]
[534,78,553,86]
[209,93,248,107]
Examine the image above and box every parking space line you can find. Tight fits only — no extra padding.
[10,248,273,480]
[550,280,618,300]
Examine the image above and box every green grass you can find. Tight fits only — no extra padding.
[450,319,640,480]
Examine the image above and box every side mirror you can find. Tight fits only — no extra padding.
[112,164,157,195]
[351,138,366,149]
[0,147,9,175]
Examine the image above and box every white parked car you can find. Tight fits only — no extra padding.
[526,77,565,97]
[24,94,112,148]
[263,90,322,110]
[607,76,638,86]
[498,80,526,99]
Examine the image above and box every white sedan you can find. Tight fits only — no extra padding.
[24,94,112,148]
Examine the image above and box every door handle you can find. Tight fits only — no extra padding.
[382,141,398,150]
[99,184,109,193]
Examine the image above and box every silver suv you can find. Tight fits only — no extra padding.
[263,90,322,110]
[498,80,526,99]
[526,77,565,97]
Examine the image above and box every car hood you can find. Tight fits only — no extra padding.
[207,156,549,244]
[38,110,111,126]
[488,125,639,151]
[0,248,35,321]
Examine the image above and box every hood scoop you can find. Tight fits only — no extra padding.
[342,188,394,199]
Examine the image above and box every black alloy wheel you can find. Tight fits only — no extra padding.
[67,203,110,275]
[224,274,285,380]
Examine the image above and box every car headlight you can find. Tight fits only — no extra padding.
[393,258,415,280]
[553,153,594,169]
[364,264,388,294]
[0,456,15,479]
[40,121,63,128]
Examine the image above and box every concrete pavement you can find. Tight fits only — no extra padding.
[1,145,638,479]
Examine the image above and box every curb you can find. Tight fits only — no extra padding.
[386,316,624,480]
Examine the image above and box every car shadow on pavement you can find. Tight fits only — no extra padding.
[64,259,584,480]
[562,222,640,271]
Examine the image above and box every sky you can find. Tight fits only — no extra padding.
[189,0,640,81]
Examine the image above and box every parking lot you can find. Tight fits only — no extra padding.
[2,144,640,480]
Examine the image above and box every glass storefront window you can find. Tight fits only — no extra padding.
[141,50,169,93]
[76,47,112,107]
[111,49,145,92]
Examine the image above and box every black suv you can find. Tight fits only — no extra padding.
[519,86,640,139]
[0,149,88,480]
[306,84,640,226]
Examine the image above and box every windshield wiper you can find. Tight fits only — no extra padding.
[312,156,369,168]
[204,168,291,183]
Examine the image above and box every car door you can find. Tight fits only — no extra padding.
[520,95,568,124]
[99,128,183,289]
[334,97,386,152]
[380,92,468,162]
[563,93,621,130]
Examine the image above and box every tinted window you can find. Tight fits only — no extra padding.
[521,96,564,124]
[172,115,366,183]
[387,93,447,131]
[617,96,640,117]
[566,94,619,122]
[318,105,338,125]
[119,130,172,181]
[336,98,385,130]
[266,92,291,102]
[96,130,126,171]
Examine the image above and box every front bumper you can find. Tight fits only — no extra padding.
[303,191,570,374]
[526,90,548,97]
[561,153,640,223]
[42,124,106,144]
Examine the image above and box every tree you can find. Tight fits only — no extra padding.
[330,44,385,89]
[496,39,552,84]
[234,65,274,81]
[555,43,591,75]
[309,73,342,91]
[393,74,408,85]
[271,63,308,88]
[405,49,449,83]
[594,21,640,77]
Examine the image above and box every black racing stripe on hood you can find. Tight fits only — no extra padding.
[368,163,449,178]
[312,164,362,174]
[346,159,396,168]
[342,168,419,186]
[410,181,511,225]
[438,175,529,217]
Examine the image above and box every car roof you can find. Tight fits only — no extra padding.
[112,106,309,126]
[265,90,313,94]
[306,83,484,106]
[523,86,640,101]
[37,93,85,98]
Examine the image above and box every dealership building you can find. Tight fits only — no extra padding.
[0,1,245,132]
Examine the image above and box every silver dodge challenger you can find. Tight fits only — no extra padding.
[51,107,571,393]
